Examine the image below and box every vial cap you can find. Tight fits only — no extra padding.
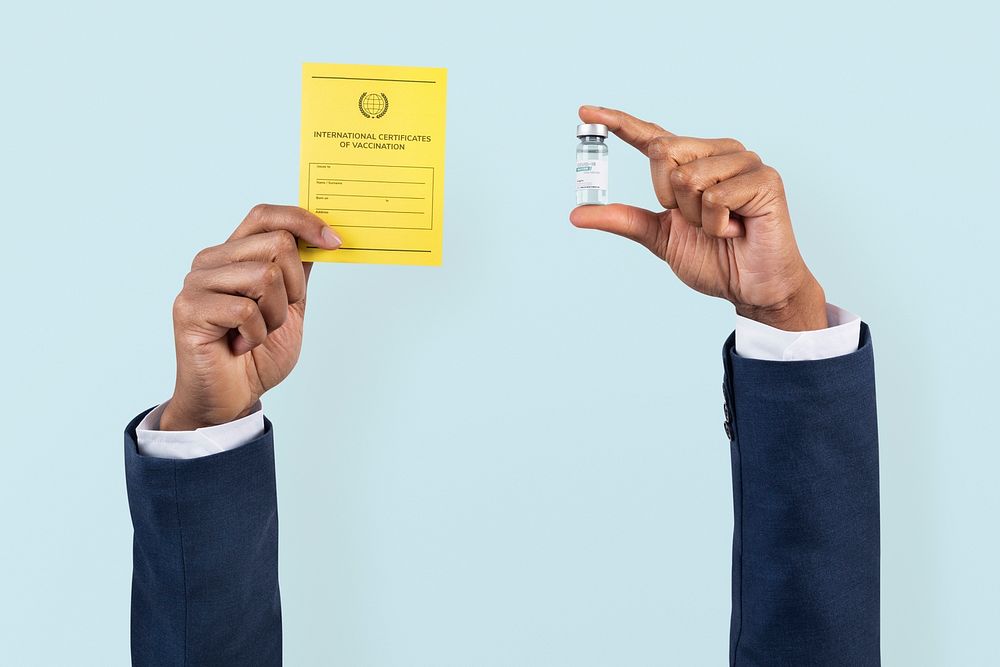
[576,123,609,138]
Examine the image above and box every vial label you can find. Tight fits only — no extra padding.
[576,157,608,191]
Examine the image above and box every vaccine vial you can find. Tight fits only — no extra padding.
[576,123,609,205]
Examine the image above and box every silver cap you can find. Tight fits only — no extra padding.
[576,123,608,138]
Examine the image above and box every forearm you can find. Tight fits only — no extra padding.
[723,324,880,665]
[124,409,282,666]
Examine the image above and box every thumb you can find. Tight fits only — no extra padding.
[569,203,664,252]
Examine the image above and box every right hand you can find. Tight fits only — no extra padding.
[570,106,827,331]
[160,204,341,431]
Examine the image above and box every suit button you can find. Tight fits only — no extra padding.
[724,421,733,440]
[724,402,730,421]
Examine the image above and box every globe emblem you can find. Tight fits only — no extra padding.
[358,92,389,119]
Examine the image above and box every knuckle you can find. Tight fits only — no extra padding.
[670,165,697,188]
[761,165,784,186]
[273,230,297,256]
[702,188,724,208]
[172,293,194,321]
[724,137,746,152]
[248,203,271,220]
[744,150,761,165]
[647,135,676,160]
[191,246,214,269]
[237,299,257,322]
[625,207,643,237]
[262,263,282,285]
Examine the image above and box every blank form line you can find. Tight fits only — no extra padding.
[311,76,436,84]
[316,193,425,200]
[315,208,424,214]
[315,178,425,185]
[305,245,432,253]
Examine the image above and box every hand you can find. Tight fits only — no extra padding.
[160,204,341,431]
[570,106,827,331]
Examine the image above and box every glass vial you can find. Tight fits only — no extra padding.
[576,123,609,205]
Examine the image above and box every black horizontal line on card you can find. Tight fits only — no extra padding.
[315,208,423,214]
[312,76,436,84]
[304,246,431,253]
[314,178,425,185]
[315,193,425,200]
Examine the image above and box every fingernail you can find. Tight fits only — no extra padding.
[581,105,603,111]
[321,227,341,248]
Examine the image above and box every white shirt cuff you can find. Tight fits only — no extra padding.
[735,303,861,361]
[135,401,265,459]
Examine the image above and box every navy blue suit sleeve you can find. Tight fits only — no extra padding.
[124,410,281,666]
[723,323,879,666]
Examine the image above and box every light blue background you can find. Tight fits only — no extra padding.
[1,1,997,664]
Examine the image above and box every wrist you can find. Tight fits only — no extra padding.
[735,275,828,332]
[159,396,255,432]
[159,400,208,432]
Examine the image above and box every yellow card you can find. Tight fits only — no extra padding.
[298,63,447,266]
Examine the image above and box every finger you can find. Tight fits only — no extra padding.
[700,198,746,239]
[670,151,762,227]
[192,230,308,303]
[185,262,289,333]
[174,291,268,355]
[579,105,673,155]
[229,204,341,250]
[570,203,664,252]
[577,107,748,213]
[649,136,748,210]
[701,166,786,238]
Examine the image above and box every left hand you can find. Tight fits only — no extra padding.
[161,204,340,431]
[570,105,827,331]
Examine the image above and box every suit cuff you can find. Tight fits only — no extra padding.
[735,303,861,361]
[135,401,265,459]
